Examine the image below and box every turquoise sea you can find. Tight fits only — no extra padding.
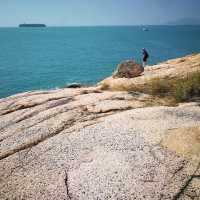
[0,26,200,98]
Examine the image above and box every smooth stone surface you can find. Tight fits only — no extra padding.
[0,54,200,199]
[0,87,200,199]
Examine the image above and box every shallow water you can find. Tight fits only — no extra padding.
[0,25,200,98]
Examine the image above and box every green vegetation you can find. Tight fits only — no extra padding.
[100,72,200,103]
[145,72,200,102]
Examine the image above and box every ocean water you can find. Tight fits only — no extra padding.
[0,26,200,98]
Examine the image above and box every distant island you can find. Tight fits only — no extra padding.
[19,24,46,28]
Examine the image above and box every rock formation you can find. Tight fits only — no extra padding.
[0,54,200,199]
[113,60,144,78]
[100,53,200,91]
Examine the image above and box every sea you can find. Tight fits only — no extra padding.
[0,25,200,98]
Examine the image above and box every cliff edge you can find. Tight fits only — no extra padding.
[0,54,200,199]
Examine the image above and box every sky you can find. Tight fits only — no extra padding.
[0,0,200,27]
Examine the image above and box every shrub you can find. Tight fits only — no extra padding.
[172,72,200,102]
[100,71,200,103]
[141,71,200,102]
[146,78,171,97]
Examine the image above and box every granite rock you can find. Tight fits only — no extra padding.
[113,60,144,78]
[0,54,200,199]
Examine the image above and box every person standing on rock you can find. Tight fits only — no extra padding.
[142,48,149,67]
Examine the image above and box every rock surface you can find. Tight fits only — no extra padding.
[113,60,144,78]
[100,53,200,91]
[0,54,200,200]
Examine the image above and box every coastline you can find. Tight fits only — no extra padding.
[1,53,200,101]
[1,25,200,99]
[0,53,200,199]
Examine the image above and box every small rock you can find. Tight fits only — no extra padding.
[66,83,82,88]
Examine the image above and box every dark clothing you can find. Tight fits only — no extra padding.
[142,49,149,62]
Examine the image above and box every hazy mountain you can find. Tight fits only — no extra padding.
[166,18,200,25]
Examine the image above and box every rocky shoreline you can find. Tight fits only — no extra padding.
[0,54,200,199]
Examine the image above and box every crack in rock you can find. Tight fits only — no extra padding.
[172,162,200,200]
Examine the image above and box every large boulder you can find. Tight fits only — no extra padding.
[113,60,144,78]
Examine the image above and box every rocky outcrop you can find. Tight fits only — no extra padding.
[0,54,200,199]
[113,60,144,78]
[100,53,200,91]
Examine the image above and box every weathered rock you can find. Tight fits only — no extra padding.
[113,60,144,78]
[101,53,200,91]
[0,54,200,199]
[0,86,200,199]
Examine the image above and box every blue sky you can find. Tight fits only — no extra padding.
[0,0,200,26]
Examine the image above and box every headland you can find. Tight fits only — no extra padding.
[0,53,200,199]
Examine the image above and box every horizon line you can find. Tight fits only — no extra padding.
[0,24,200,28]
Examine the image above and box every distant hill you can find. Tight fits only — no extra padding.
[166,18,200,25]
